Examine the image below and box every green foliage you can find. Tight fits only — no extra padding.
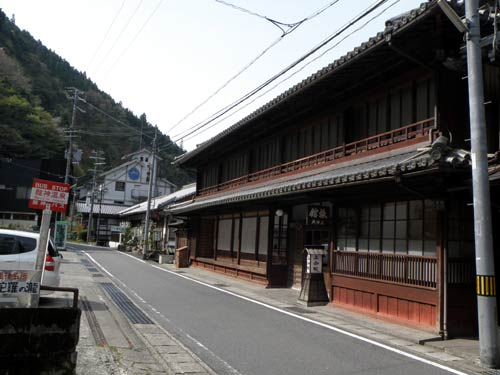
[0,8,193,186]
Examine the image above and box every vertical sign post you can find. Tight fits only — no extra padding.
[26,178,70,307]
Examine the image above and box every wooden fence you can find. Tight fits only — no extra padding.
[332,250,437,288]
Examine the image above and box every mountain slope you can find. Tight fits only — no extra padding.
[0,9,193,186]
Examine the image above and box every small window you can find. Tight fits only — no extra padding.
[12,213,35,221]
[16,186,31,199]
[115,181,125,191]
[17,236,37,253]
[0,234,17,255]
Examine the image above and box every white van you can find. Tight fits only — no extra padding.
[0,229,62,293]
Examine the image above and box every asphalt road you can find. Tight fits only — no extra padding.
[69,244,463,375]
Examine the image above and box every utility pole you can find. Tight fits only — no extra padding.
[143,127,157,260]
[64,88,79,186]
[87,150,105,244]
[465,0,498,367]
[64,88,84,229]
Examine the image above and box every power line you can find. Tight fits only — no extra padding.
[93,0,145,76]
[102,0,165,81]
[79,97,154,141]
[86,0,127,71]
[180,0,402,143]
[172,0,391,142]
[166,0,342,134]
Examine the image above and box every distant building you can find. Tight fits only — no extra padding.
[75,149,176,244]
[118,183,196,251]
[0,159,66,230]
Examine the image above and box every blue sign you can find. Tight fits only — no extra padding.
[128,167,140,181]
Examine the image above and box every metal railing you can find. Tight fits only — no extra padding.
[199,117,435,196]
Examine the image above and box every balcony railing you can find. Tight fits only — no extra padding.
[332,250,437,288]
[199,117,435,197]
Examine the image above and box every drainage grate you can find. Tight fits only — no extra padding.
[92,273,104,278]
[100,283,154,324]
[80,296,107,347]
[284,306,316,314]
[87,267,99,272]
[80,259,92,266]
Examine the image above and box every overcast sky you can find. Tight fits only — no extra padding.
[0,0,425,151]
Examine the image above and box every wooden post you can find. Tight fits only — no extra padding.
[237,213,243,265]
[214,216,219,260]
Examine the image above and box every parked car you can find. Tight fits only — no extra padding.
[0,229,62,294]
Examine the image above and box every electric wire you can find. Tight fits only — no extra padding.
[101,0,165,81]
[165,0,342,134]
[93,0,145,76]
[77,98,182,154]
[86,0,127,71]
[172,0,390,142]
[179,0,402,142]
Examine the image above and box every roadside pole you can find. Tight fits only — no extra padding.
[465,0,499,367]
[87,150,105,243]
[31,207,51,307]
[143,127,157,260]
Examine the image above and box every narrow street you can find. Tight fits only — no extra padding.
[68,244,466,375]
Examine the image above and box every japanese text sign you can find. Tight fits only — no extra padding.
[307,206,330,226]
[29,178,70,213]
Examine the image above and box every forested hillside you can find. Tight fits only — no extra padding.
[0,9,193,186]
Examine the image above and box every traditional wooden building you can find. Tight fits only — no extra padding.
[172,1,500,336]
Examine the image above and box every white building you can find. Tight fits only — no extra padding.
[99,149,176,206]
[75,149,176,244]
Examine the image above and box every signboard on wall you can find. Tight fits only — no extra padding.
[307,206,329,226]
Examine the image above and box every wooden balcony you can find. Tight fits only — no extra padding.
[199,117,435,197]
[332,250,437,289]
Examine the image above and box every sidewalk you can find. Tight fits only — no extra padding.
[150,258,486,375]
[43,249,214,375]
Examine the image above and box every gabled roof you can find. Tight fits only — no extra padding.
[118,183,196,217]
[99,160,138,178]
[174,1,439,166]
[121,148,163,161]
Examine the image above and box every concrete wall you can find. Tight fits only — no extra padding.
[0,307,81,373]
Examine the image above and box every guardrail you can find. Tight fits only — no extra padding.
[40,285,79,308]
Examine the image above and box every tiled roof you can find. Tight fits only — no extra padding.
[118,184,196,216]
[174,1,436,166]
[171,146,443,214]
[75,202,126,215]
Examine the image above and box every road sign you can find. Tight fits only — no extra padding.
[29,178,70,213]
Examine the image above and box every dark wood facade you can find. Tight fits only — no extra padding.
[174,2,500,336]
